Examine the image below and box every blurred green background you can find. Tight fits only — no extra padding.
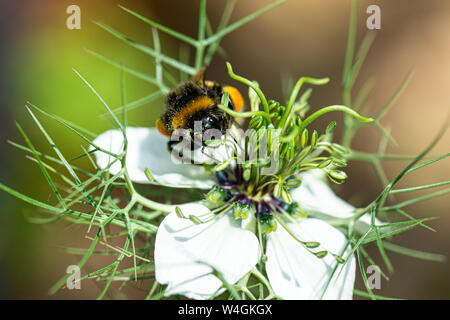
[0,0,449,299]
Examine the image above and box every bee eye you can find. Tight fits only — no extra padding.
[202,115,218,130]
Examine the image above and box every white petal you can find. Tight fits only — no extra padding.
[92,127,215,189]
[154,203,260,300]
[171,141,231,165]
[266,218,356,300]
[292,171,375,233]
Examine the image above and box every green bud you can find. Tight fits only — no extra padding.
[281,189,293,204]
[301,129,309,148]
[273,183,282,199]
[243,169,251,181]
[334,255,345,264]
[305,242,320,248]
[204,139,222,148]
[268,100,279,111]
[249,116,264,129]
[330,143,349,155]
[175,206,185,218]
[189,215,203,225]
[326,121,337,134]
[332,158,348,167]
[206,186,228,204]
[315,251,328,259]
[212,158,232,172]
[285,178,302,188]
[234,202,252,220]
[327,169,348,184]
[318,159,332,169]
[270,112,280,119]
[311,130,318,148]
[289,144,296,160]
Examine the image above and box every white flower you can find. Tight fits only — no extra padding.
[92,127,375,300]
[154,203,260,300]
[92,127,215,189]
[155,203,356,300]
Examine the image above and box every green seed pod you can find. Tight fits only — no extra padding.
[305,242,320,248]
[315,251,328,259]
[175,206,185,219]
[189,215,203,225]
[334,255,345,264]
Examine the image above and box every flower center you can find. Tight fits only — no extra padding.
[204,172,307,234]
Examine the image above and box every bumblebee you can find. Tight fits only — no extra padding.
[156,68,244,150]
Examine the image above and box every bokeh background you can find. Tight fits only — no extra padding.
[0,0,449,299]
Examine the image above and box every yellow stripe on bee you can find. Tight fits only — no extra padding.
[171,96,214,129]
[223,86,244,112]
[156,119,171,137]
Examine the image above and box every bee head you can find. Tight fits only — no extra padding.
[186,107,230,147]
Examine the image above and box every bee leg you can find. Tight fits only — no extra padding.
[215,170,229,185]
[167,140,175,153]
[167,140,185,162]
